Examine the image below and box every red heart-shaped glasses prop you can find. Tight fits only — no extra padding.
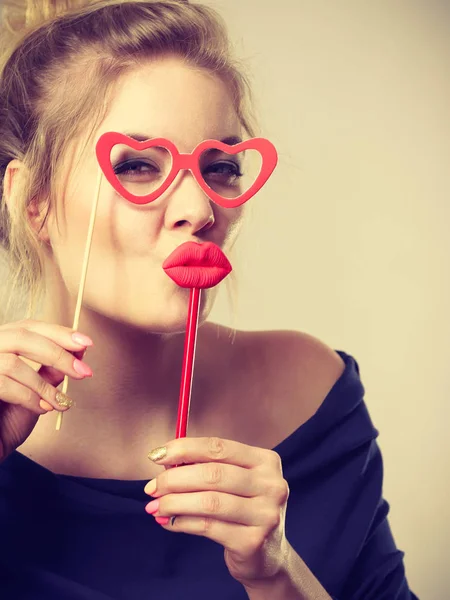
[95,132,277,208]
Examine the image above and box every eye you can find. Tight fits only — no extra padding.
[113,160,160,178]
[203,161,243,185]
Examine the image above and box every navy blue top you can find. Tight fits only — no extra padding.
[0,350,418,599]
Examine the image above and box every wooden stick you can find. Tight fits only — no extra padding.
[55,168,103,431]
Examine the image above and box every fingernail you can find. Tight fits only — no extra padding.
[39,399,54,411]
[155,516,170,526]
[148,446,167,462]
[72,332,94,346]
[144,479,158,496]
[73,358,93,377]
[55,391,74,408]
[145,499,160,515]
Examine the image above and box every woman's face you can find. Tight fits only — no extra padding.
[45,56,246,333]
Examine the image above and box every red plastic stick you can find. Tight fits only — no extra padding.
[175,287,201,439]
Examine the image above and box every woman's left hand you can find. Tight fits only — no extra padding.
[144,436,291,588]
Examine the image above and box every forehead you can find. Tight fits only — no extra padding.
[99,56,241,151]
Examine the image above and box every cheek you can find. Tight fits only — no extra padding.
[47,190,163,288]
[221,206,245,246]
[93,211,159,254]
[75,191,162,254]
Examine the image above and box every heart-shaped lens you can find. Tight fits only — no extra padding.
[110,143,173,198]
[198,147,262,200]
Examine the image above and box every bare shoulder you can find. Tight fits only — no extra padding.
[246,329,346,436]
[203,324,346,447]
[242,329,345,413]
[259,329,345,384]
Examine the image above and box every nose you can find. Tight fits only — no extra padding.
[164,171,215,235]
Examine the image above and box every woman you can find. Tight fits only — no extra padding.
[0,1,418,599]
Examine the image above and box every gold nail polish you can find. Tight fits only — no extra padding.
[55,391,74,408]
[148,446,167,462]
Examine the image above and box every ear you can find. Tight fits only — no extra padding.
[27,195,51,244]
[4,159,51,244]
[3,159,22,205]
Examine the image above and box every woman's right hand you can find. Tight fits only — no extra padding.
[0,319,94,463]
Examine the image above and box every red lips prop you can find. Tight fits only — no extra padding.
[163,241,232,289]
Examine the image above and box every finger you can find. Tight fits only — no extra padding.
[0,371,58,415]
[39,346,88,387]
[0,326,93,385]
[0,353,74,413]
[0,319,93,352]
[146,492,267,526]
[148,436,281,471]
[145,462,263,498]
[156,515,257,557]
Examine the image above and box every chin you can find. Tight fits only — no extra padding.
[112,291,214,334]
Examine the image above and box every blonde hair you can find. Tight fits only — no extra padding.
[0,0,257,324]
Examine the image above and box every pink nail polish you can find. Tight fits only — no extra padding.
[72,332,94,346]
[73,358,93,377]
[145,499,160,515]
[155,516,170,525]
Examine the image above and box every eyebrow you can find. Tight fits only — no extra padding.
[123,132,243,146]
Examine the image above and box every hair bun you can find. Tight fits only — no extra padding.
[1,0,91,36]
